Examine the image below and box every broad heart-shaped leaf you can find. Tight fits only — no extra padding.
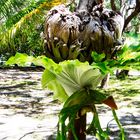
[41,69,56,89]
[6,52,59,69]
[34,56,59,69]
[41,59,105,102]
[47,80,68,103]
[6,52,34,66]
[56,60,104,96]
[41,68,68,102]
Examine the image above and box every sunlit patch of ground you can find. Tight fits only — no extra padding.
[96,71,140,140]
[0,69,139,140]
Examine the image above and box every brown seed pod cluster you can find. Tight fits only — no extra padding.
[44,2,124,62]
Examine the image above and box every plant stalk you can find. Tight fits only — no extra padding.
[68,110,86,140]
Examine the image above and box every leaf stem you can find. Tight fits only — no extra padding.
[112,109,125,140]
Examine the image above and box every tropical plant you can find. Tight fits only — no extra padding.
[5,48,140,139]
[92,35,140,72]
[115,33,140,79]
[2,0,140,139]
[41,59,124,140]
[6,53,125,140]
[43,0,140,62]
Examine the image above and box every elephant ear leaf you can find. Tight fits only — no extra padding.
[41,69,68,102]
[41,69,56,89]
[47,80,68,103]
[57,60,104,96]
[41,59,105,103]
[6,52,34,66]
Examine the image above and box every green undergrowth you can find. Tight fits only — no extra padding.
[98,75,140,106]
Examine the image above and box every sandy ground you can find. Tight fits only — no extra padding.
[0,69,140,140]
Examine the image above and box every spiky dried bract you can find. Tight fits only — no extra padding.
[44,4,82,62]
[44,3,124,62]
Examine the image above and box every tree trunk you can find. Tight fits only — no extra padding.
[116,70,129,79]
[68,111,86,140]
[100,73,110,89]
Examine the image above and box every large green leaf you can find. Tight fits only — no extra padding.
[41,59,105,102]
[6,54,105,102]
[47,80,68,102]
[5,52,34,66]
[34,55,59,69]
[41,68,56,88]
[41,68,68,102]
[6,52,60,68]
[56,60,104,96]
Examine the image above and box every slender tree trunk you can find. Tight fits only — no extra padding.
[116,70,129,79]
[68,111,86,140]
[100,73,110,89]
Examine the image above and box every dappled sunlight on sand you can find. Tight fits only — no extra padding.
[0,69,140,139]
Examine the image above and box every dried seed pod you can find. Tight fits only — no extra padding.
[44,2,124,62]
[59,43,69,59]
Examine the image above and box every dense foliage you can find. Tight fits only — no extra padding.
[0,0,61,59]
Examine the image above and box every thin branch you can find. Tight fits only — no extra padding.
[123,2,140,30]
[110,0,117,11]
[120,0,122,8]
[77,0,98,12]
